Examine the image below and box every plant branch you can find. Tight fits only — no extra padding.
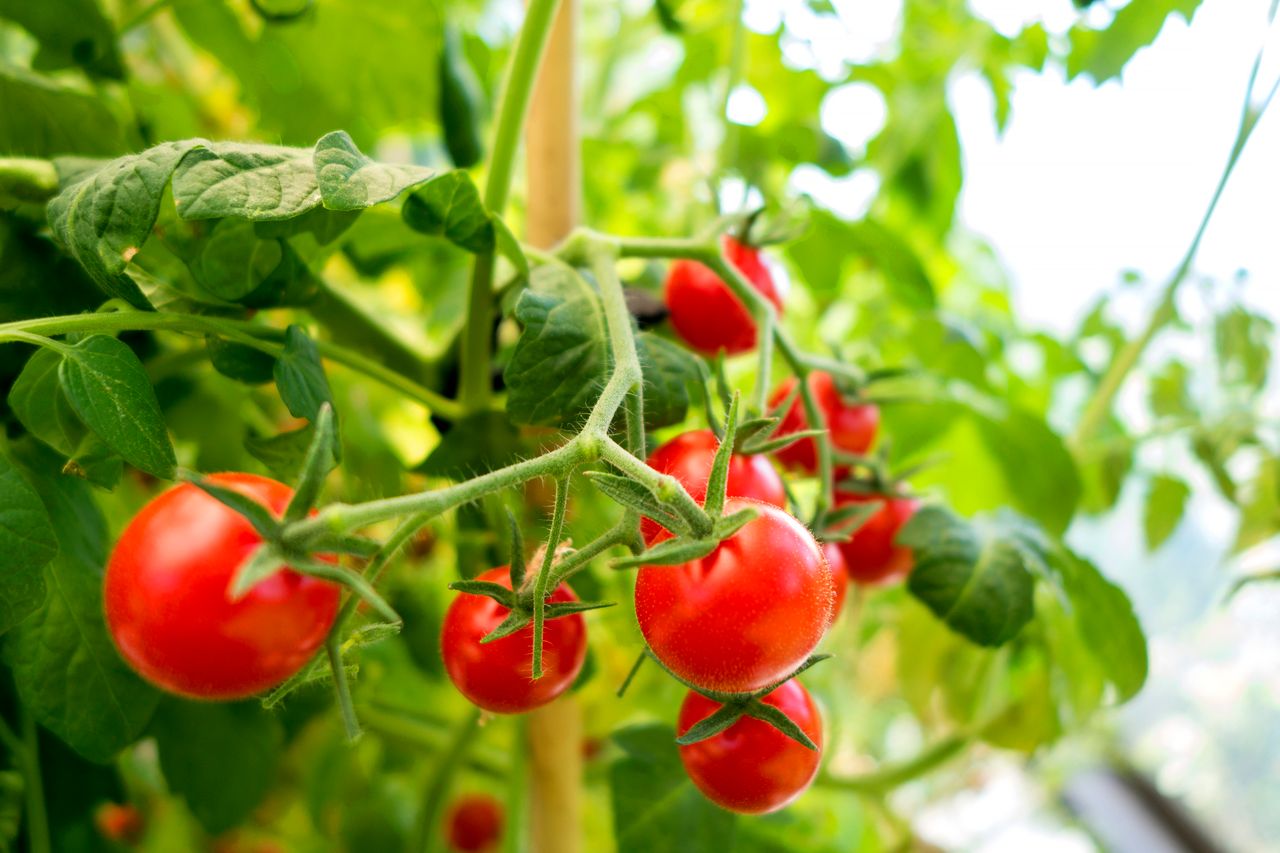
[413,708,482,853]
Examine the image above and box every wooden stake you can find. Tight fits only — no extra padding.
[524,1,583,852]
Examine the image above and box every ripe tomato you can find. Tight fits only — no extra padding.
[635,499,832,694]
[822,541,849,622]
[834,492,919,585]
[664,236,783,355]
[441,567,587,714]
[95,803,144,844]
[639,429,787,544]
[771,371,879,473]
[445,793,504,852]
[677,679,823,814]
[105,473,341,700]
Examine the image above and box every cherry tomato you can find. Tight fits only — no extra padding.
[771,371,879,473]
[834,492,919,585]
[664,236,783,355]
[105,473,341,700]
[822,541,849,622]
[441,567,587,714]
[639,429,787,545]
[95,803,144,844]
[445,793,504,853]
[635,499,833,694]
[677,679,823,814]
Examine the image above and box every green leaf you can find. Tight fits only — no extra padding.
[0,65,127,158]
[1052,552,1148,701]
[0,0,123,78]
[901,507,1036,647]
[1148,361,1190,418]
[190,218,284,302]
[1234,456,1280,553]
[150,698,284,833]
[1143,474,1189,551]
[314,130,435,210]
[48,141,205,307]
[418,411,524,479]
[245,425,315,482]
[610,724,736,852]
[2,445,160,761]
[1214,306,1272,390]
[635,332,702,429]
[1067,0,1202,83]
[974,407,1080,536]
[584,472,689,537]
[284,404,338,523]
[504,265,607,427]
[58,335,177,479]
[273,325,334,422]
[0,449,57,634]
[206,336,276,385]
[401,172,494,253]
[171,142,319,221]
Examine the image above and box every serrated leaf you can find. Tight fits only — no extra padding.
[0,450,57,634]
[902,507,1035,647]
[206,336,276,385]
[274,325,335,422]
[59,336,176,479]
[171,142,319,221]
[314,130,435,210]
[150,698,284,833]
[401,172,494,253]
[48,140,205,307]
[504,265,607,427]
[1143,474,1189,551]
[610,724,735,852]
[635,332,702,429]
[2,446,159,761]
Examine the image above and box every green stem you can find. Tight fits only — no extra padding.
[357,705,507,777]
[548,521,632,586]
[717,0,748,189]
[16,704,51,853]
[460,0,565,411]
[0,310,463,418]
[530,475,571,678]
[817,731,970,795]
[1070,20,1279,450]
[326,637,361,741]
[413,708,482,853]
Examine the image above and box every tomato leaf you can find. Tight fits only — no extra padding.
[1143,474,1189,551]
[2,445,160,761]
[245,425,315,482]
[584,472,690,538]
[901,507,1036,647]
[206,336,276,385]
[58,335,177,480]
[610,724,735,853]
[274,325,336,424]
[635,332,701,429]
[0,449,57,635]
[150,698,284,833]
[171,142,319,221]
[1050,551,1148,701]
[284,403,338,524]
[314,130,435,211]
[190,219,284,302]
[401,172,494,253]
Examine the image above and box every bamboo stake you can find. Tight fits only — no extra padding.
[523,1,583,851]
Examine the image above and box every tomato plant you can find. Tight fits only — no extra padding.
[0,0,1271,850]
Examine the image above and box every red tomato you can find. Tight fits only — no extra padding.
[445,793,504,853]
[95,803,144,844]
[639,429,787,545]
[105,473,341,700]
[771,371,879,473]
[677,679,823,814]
[441,567,587,714]
[822,542,849,622]
[834,492,919,585]
[635,499,832,694]
[664,236,783,355]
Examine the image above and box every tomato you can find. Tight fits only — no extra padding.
[771,371,879,473]
[834,492,919,585]
[441,567,587,714]
[95,803,144,844]
[822,541,849,622]
[664,236,783,355]
[104,473,341,700]
[445,793,504,852]
[677,679,823,814]
[639,429,787,544]
[635,499,832,694]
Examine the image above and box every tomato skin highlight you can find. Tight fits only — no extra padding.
[104,473,341,700]
[639,429,787,545]
[822,541,849,622]
[664,236,783,355]
[445,793,504,852]
[635,499,833,694]
[834,492,919,585]
[677,680,823,814]
[441,567,587,714]
[771,371,879,473]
